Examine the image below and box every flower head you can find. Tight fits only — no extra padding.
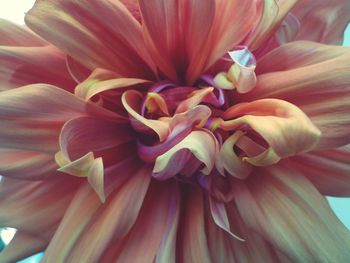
[1,0,350,262]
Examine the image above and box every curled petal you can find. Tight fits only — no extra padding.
[227,46,257,93]
[122,90,170,141]
[209,197,244,241]
[57,152,105,202]
[176,87,214,113]
[215,131,253,178]
[153,130,218,180]
[143,92,170,116]
[220,99,321,165]
[75,68,151,101]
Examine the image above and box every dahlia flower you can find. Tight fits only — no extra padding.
[1,0,350,262]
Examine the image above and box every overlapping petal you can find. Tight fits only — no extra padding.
[25,0,156,78]
[235,165,350,263]
[249,41,350,149]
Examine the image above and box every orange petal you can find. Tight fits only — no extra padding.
[25,0,156,78]
[288,145,350,197]
[292,0,350,45]
[235,165,350,262]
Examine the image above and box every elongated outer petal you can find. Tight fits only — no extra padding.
[62,165,152,262]
[104,181,179,263]
[153,130,218,180]
[292,0,350,45]
[0,19,46,46]
[220,99,321,165]
[41,158,139,262]
[206,198,293,263]
[0,177,79,235]
[249,41,350,149]
[246,0,299,50]
[234,165,350,263]
[0,231,47,263]
[0,45,76,91]
[178,185,211,263]
[25,0,156,78]
[288,145,350,197]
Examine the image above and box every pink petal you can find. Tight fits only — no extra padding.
[220,99,321,165]
[61,165,151,262]
[235,165,350,262]
[245,0,299,50]
[288,145,350,197]
[0,177,79,234]
[107,181,179,262]
[178,186,211,263]
[292,0,350,44]
[42,158,140,262]
[0,18,46,46]
[0,45,76,91]
[0,231,47,262]
[25,0,156,78]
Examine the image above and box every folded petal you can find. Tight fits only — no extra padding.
[288,145,350,197]
[75,68,151,101]
[0,45,76,91]
[220,99,321,165]
[0,18,46,46]
[234,165,350,263]
[292,0,350,44]
[250,41,350,149]
[153,130,218,180]
[26,0,156,78]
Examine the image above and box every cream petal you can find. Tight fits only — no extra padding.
[153,130,218,180]
[288,145,350,197]
[25,0,156,78]
[122,90,170,141]
[292,0,350,44]
[220,99,321,165]
[234,165,350,263]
